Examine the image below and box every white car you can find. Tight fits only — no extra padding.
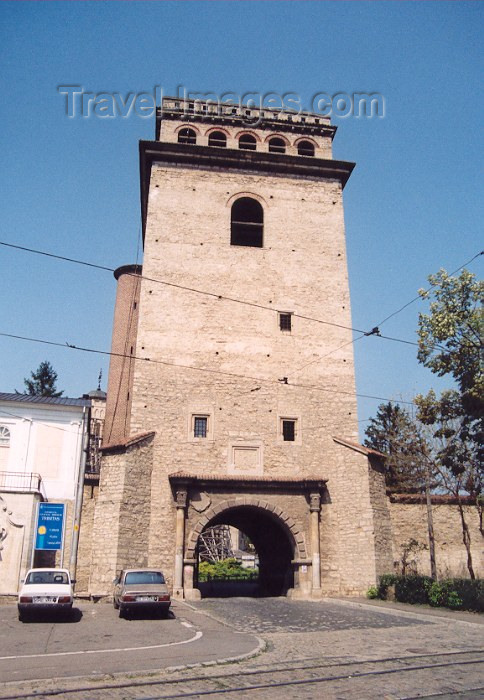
[18,568,74,621]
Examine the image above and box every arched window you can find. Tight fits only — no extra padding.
[268,137,286,154]
[0,425,10,470]
[238,134,257,151]
[297,140,315,157]
[177,128,197,145]
[231,197,263,248]
[208,131,227,148]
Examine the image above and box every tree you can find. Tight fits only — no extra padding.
[416,389,481,579]
[416,267,483,579]
[364,402,427,493]
[23,361,63,397]
[418,268,483,420]
[365,402,438,579]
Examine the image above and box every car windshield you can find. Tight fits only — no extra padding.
[26,571,69,585]
[124,571,165,585]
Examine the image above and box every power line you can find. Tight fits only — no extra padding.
[376,250,483,327]
[0,330,416,406]
[288,251,483,376]
[0,239,460,353]
[0,240,365,335]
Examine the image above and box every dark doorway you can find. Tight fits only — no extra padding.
[195,505,294,598]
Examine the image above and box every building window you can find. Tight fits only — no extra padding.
[0,426,10,446]
[282,419,296,442]
[208,131,227,148]
[279,312,292,332]
[268,137,286,154]
[0,425,10,470]
[238,134,257,151]
[193,416,208,438]
[178,128,197,145]
[297,140,315,157]
[231,197,263,248]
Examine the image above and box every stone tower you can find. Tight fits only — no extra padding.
[90,97,392,598]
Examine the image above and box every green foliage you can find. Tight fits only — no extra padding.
[394,574,433,604]
[415,389,482,495]
[449,578,484,612]
[198,558,258,582]
[376,575,483,611]
[366,586,379,599]
[427,581,462,608]
[418,268,483,414]
[23,361,63,397]
[364,403,428,492]
[377,573,397,599]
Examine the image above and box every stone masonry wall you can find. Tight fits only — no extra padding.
[390,502,482,579]
[76,482,98,593]
[367,458,394,580]
[89,434,154,595]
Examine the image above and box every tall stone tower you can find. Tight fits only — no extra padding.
[90,97,392,598]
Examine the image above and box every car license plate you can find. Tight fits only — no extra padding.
[33,596,56,603]
[137,596,156,602]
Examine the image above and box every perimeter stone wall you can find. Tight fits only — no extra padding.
[389,501,483,579]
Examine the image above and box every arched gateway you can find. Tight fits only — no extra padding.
[169,473,326,599]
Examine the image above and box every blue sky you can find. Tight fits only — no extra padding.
[1,1,482,435]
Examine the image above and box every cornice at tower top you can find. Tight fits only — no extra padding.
[157,96,337,140]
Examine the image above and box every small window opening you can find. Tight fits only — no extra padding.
[0,426,10,447]
[268,137,286,154]
[178,128,197,145]
[231,197,263,247]
[282,420,296,442]
[298,140,315,157]
[279,313,292,332]
[208,131,227,148]
[239,134,257,151]
[194,416,208,438]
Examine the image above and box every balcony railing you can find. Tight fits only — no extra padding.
[0,471,45,497]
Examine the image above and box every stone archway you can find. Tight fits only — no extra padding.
[169,473,326,601]
[185,497,309,598]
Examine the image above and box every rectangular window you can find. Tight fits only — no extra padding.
[193,416,208,438]
[282,419,296,442]
[279,313,292,332]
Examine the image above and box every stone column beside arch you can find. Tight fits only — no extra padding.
[309,491,322,594]
[173,487,187,599]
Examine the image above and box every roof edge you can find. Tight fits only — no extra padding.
[101,431,156,454]
[333,436,387,459]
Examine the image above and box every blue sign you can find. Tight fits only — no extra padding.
[35,503,65,551]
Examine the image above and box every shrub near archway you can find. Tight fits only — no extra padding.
[198,558,258,582]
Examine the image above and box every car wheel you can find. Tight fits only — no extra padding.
[113,598,119,610]
[119,607,125,618]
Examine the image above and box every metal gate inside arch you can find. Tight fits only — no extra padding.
[169,474,326,600]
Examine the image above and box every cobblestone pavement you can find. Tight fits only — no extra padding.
[187,596,433,633]
[0,597,482,699]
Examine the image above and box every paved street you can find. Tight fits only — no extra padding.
[0,597,482,699]
[0,600,260,684]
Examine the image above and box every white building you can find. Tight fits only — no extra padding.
[0,393,89,594]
